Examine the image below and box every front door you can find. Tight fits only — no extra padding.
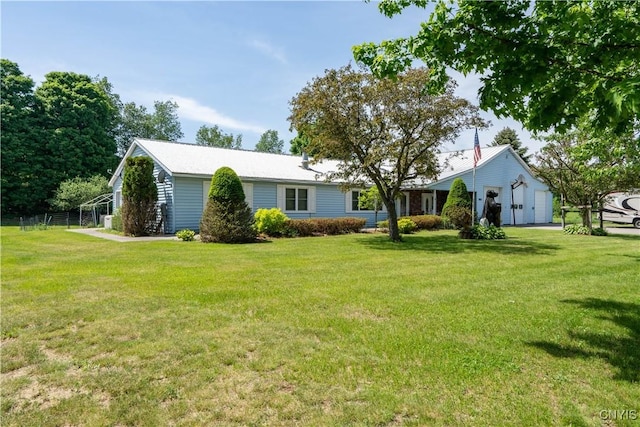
[512,185,525,225]
[396,192,410,217]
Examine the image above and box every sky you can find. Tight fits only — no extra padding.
[2,1,544,155]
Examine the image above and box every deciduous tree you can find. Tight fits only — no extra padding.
[353,0,640,138]
[116,100,184,155]
[289,65,484,241]
[533,123,640,228]
[0,59,47,215]
[50,175,111,211]
[255,129,284,154]
[195,125,242,149]
[36,71,119,184]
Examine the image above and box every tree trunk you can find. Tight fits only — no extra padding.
[383,198,401,242]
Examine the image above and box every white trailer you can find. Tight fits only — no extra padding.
[600,191,640,228]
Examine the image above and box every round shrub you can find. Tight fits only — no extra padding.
[397,218,417,234]
[176,229,196,241]
[443,205,472,230]
[208,166,245,203]
[254,208,289,236]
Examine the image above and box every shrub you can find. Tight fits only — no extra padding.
[377,215,442,231]
[176,229,196,241]
[442,178,472,224]
[397,218,417,234]
[443,205,472,230]
[111,209,123,232]
[563,224,609,236]
[121,157,158,236]
[408,215,442,230]
[285,217,366,237]
[470,225,506,240]
[563,224,590,235]
[254,208,289,236]
[200,167,256,243]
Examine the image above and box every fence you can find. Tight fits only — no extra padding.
[17,211,97,230]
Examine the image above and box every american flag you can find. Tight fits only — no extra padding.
[473,128,481,168]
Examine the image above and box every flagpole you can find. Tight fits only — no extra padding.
[472,165,476,229]
[472,128,480,229]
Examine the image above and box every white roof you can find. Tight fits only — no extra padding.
[110,138,342,185]
[110,139,521,187]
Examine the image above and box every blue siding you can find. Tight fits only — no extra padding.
[431,151,551,225]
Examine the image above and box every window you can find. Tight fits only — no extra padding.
[346,189,377,213]
[285,188,308,211]
[278,185,315,212]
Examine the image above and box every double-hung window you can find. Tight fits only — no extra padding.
[278,185,315,213]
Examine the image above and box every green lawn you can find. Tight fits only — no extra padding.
[1,226,639,426]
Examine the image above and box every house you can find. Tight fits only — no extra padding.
[109,139,552,233]
[400,145,553,226]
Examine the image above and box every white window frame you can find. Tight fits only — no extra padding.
[203,181,253,211]
[346,189,372,213]
[277,185,316,213]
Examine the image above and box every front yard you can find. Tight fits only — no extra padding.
[1,226,638,426]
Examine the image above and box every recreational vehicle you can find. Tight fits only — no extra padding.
[600,191,640,228]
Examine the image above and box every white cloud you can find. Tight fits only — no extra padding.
[132,91,267,135]
[247,38,288,64]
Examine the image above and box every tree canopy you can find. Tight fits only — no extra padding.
[353,0,640,137]
[195,125,242,149]
[533,122,640,227]
[116,100,184,155]
[255,129,284,154]
[289,65,484,241]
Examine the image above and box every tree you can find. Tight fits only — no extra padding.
[121,156,158,236]
[490,127,532,165]
[289,65,484,241]
[0,59,48,216]
[36,71,119,183]
[358,186,383,227]
[255,129,284,154]
[116,100,184,156]
[353,0,640,138]
[533,123,640,229]
[289,133,311,155]
[50,175,111,211]
[200,167,256,243]
[195,125,242,149]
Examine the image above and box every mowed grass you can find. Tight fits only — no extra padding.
[1,226,638,426]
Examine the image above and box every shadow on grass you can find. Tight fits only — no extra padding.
[357,232,560,255]
[528,298,640,382]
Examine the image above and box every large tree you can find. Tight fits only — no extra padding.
[195,124,242,149]
[533,123,640,228]
[353,0,640,138]
[116,100,184,155]
[0,59,47,215]
[490,127,532,165]
[36,71,119,184]
[289,65,484,241]
[255,129,284,154]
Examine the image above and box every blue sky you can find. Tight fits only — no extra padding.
[2,1,542,154]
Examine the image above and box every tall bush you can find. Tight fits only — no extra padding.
[200,167,256,243]
[442,178,472,229]
[121,156,157,236]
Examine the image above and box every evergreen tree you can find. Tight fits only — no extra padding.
[121,156,158,236]
[490,127,532,165]
[441,178,473,229]
[200,167,256,243]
